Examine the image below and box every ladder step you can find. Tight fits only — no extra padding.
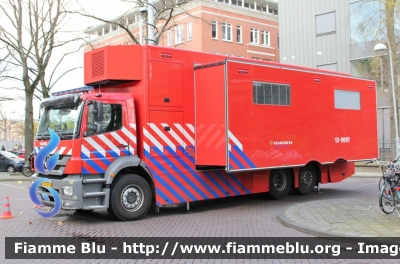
[82,205,107,210]
[82,178,106,184]
[83,192,106,197]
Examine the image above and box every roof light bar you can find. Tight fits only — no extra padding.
[51,86,94,97]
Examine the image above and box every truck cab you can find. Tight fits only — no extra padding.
[33,87,151,220]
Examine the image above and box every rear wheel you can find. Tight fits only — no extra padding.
[108,174,152,221]
[269,169,292,199]
[297,165,317,195]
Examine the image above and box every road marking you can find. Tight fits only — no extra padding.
[0,183,28,190]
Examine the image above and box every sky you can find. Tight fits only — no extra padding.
[1,0,135,120]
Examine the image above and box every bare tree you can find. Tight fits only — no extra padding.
[0,0,84,160]
[0,105,8,140]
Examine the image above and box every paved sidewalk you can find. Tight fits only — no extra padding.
[278,169,400,243]
[278,197,400,242]
[0,172,31,182]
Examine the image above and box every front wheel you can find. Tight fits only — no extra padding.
[269,169,292,200]
[108,174,152,221]
[378,176,384,192]
[22,165,34,177]
[380,185,395,214]
[6,165,15,174]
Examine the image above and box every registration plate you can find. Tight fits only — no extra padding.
[42,182,52,188]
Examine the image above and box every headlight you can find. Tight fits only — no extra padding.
[62,186,74,196]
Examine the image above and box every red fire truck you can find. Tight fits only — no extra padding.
[32,45,378,221]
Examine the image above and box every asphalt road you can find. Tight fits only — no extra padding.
[0,172,397,263]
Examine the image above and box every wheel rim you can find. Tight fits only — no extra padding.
[7,166,14,173]
[300,170,313,187]
[120,184,144,212]
[273,171,287,191]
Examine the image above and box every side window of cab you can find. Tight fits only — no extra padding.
[86,103,122,136]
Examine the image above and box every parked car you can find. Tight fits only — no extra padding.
[0,151,24,173]
[8,149,25,159]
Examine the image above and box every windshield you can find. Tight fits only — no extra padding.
[36,101,83,140]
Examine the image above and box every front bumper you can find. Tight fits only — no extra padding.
[31,174,84,210]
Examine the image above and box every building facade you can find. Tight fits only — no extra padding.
[279,0,350,73]
[84,0,280,62]
[279,0,399,159]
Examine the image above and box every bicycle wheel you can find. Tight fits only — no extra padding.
[379,176,384,191]
[380,185,395,214]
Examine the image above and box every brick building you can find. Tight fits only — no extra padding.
[84,0,279,62]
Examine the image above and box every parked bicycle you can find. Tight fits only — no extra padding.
[379,173,400,215]
[22,152,34,177]
[366,158,400,192]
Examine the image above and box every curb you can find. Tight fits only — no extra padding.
[0,178,31,182]
[350,175,381,178]
[277,204,343,239]
[277,201,400,245]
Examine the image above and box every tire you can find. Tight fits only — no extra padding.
[378,176,384,192]
[297,165,317,195]
[22,165,33,177]
[380,185,395,214]
[269,169,292,200]
[108,174,152,221]
[6,165,15,173]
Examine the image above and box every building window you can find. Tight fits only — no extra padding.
[222,22,232,41]
[253,82,291,106]
[232,0,237,5]
[212,20,218,39]
[244,2,249,8]
[334,90,360,110]
[167,29,172,47]
[112,25,118,31]
[317,63,337,72]
[316,11,336,35]
[236,25,242,43]
[261,30,270,46]
[187,22,192,41]
[274,9,278,15]
[250,28,259,44]
[175,24,184,44]
[277,35,279,49]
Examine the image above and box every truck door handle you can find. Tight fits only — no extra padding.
[117,144,127,148]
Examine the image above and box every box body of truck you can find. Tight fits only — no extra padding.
[31,45,378,220]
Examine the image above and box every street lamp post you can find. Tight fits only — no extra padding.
[374,31,399,159]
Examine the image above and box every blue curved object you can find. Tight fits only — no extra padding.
[29,178,61,218]
[34,128,60,174]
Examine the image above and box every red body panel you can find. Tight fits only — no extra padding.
[35,45,377,206]
[84,45,142,85]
